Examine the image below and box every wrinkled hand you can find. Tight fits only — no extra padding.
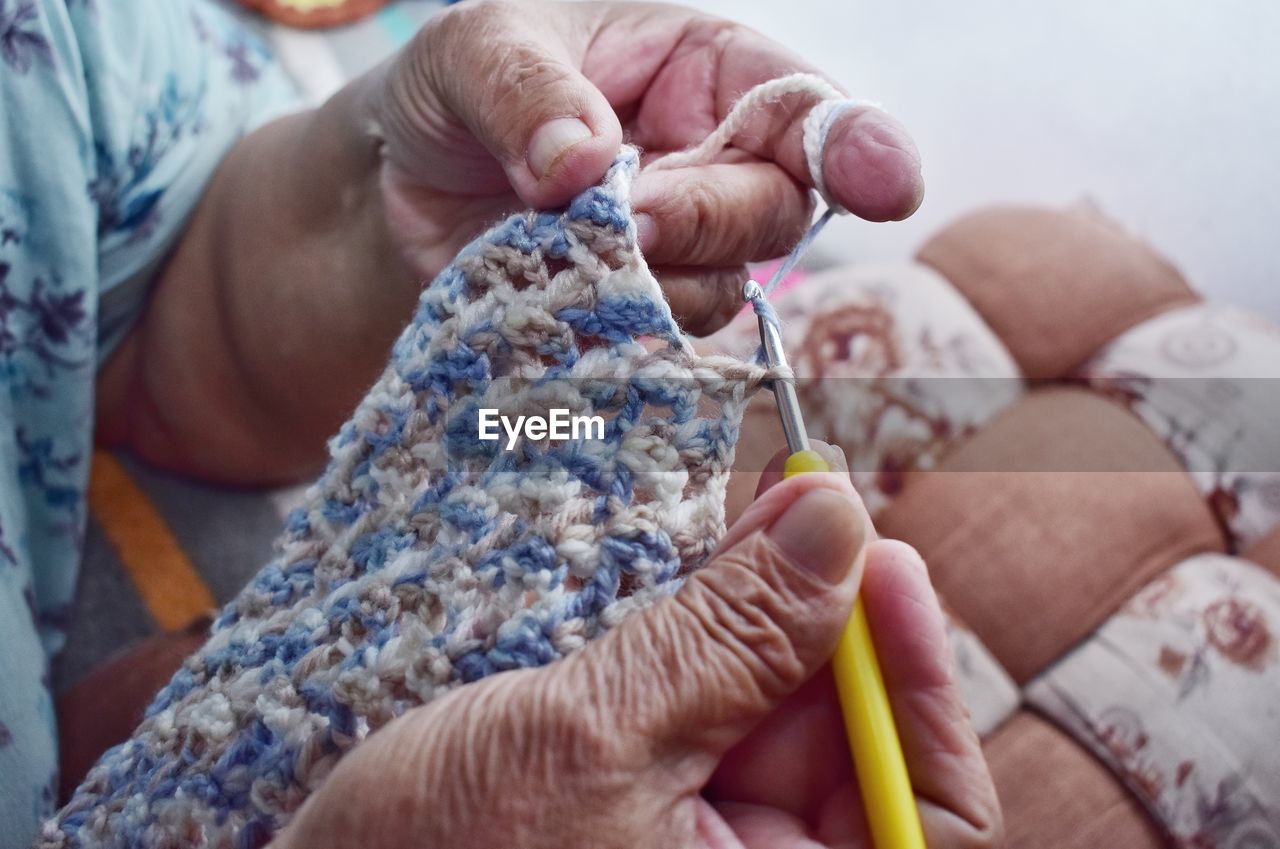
[271,445,999,849]
[369,0,923,334]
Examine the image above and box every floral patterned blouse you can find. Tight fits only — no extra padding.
[0,1,297,843]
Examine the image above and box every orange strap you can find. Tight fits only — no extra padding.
[87,450,215,632]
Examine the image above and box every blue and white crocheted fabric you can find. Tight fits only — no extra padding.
[43,148,773,847]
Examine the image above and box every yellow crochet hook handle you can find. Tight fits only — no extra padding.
[784,449,927,849]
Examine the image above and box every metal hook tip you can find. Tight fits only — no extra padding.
[743,279,763,300]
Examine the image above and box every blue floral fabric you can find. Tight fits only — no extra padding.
[0,1,297,844]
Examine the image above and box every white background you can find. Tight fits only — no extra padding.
[684,0,1280,319]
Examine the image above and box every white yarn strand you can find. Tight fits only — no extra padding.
[803,99,858,211]
[646,72,870,211]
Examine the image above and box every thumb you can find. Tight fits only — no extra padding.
[416,1,623,207]
[564,473,869,767]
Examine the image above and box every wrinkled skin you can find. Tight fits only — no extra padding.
[272,445,1001,849]
[96,0,923,484]
[374,0,924,334]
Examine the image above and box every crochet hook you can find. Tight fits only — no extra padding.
[746,280,926,849]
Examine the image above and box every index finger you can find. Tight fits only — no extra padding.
[617,11,924,221]
[713,25,923,221]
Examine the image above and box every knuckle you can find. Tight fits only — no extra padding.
[690,180,750,260]
[654,180,736,264]
[771,185,816,253]
[648,171,815,266]
[494,49,578,113]
[951,805,1005,849]
[961,759,1006,849]
[422,676,528,801]
[660,266,746,335]
[932,765,1005,849]
[667,184,715,259]
[663,16,748,70]
[677,537,815,701]
[694,267,749,332]
[419,0,475,53]
[419,3,484,94]
[502,34,573,91]
[685,178,724,227]
[696,17,752,60]
[902,687,1005,849]
[746,174,813,261]
[423,1,557,99]
[455,0,519,29]
[979,803,1006,849]
[522,665,631,773]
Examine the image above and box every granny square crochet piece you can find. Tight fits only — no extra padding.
[43,148,774,847]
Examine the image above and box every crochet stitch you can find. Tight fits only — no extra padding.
[43,75,852,848]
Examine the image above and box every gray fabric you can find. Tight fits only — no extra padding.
[55,521,155,692]
[117,457,287,606]
[58,458,288,693]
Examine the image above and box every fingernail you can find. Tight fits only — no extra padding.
[527,117,594,180]
[634,213,657,252]
[810,441,849,474]
[766,488,861,582]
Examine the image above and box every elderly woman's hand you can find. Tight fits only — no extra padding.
[270,447,1000,849]
[370,0,923,334]
[100,0,923,483]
